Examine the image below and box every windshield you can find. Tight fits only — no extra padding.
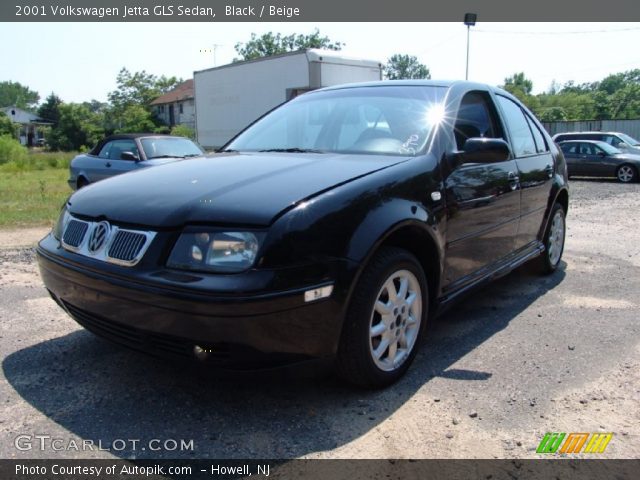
[141,137,204,159]
[226,86,447,156]
[598,142,622,155]
[619,133,640,146]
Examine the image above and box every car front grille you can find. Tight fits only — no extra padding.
[62,300,194,359]
[60,216,156,266]
[62,219,89,248]
[108,230,148,263]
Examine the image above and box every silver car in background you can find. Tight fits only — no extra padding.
[68,134,205,190]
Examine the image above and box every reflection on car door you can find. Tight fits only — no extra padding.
[582,143,611,176]
[495,96,554,250]
[443,91,521,290]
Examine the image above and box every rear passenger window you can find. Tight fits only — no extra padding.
[525,114,548,153]
[496,96,536,157]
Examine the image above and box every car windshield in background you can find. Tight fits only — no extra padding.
[226,86,447,156]
[619,133,640,146]
[141,137,204,159]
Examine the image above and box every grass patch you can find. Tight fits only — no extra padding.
[0,150,77,172]
[0,168,70,228]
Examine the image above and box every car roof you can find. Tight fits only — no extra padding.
[554,131,623,137]
[88,134,178,155]
[314,79,511,96]
[558,139,610,145]
[103,133,169,141]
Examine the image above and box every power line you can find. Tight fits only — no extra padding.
[475,26,640,35]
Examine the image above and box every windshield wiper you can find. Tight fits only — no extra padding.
[183,153,202,158]
[259,148,325,153]
[148,154,183,159]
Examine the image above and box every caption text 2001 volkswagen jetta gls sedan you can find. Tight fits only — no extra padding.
[37,81,568,388]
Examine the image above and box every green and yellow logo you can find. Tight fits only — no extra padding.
[536,432,613,454]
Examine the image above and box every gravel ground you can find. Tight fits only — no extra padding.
[0,180,639,460]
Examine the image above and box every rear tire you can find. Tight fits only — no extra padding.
[534,203,566,275]
[616,164,636,183]
[336,247,428,388]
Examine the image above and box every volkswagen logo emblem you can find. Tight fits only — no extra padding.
[88,221,110,253]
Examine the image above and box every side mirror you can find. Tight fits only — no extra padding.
[120,151,139,161]
[598,151,606,157]
[460,138,511,164]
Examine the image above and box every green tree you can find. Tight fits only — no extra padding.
[48,103,104,151]
[114,105,156,133]
[597,69,640,95]
[0,112,18,138]
[0,81,39,109]
[384,54,430,80]
[502,72,533,97]
[38,93,62,125]
[234,29,343,61]
[108,68,182,113]
[538,106,568,122]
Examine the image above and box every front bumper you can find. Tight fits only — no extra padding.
[37,233,356,368]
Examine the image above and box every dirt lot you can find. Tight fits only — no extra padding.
[0,180,639,460]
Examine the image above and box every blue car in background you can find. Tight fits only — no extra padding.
[68,134,205,190]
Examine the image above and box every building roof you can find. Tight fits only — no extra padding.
[1,106,52,125]
[150,80,194,106]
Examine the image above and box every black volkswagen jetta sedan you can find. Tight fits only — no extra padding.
[37,81,569,388]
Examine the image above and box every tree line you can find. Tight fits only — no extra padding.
[4,29,636,152]
[502,70,640,122]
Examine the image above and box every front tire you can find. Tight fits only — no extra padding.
[336,247,428,388]
[616,164,636,183]
[534,203,566,275]
[77,177,89,189]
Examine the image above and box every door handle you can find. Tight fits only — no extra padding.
[105,162,112,168]
[545,164,553,178]
[507,171,520,190]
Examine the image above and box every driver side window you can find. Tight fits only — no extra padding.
[454,92,502,150]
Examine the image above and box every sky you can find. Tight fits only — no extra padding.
[1,22,639,104]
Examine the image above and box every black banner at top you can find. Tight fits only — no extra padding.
[3,0,640,22]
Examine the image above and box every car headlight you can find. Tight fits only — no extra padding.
[52,207,70,241]
[167,231,261,273]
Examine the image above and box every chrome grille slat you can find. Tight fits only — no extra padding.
[60,216,155,267]
[62,219,89,248]
[108,230,147,262]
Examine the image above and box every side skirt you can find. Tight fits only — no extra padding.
[434,240,545,316]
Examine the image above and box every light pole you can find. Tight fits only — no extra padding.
[464,13,477,80]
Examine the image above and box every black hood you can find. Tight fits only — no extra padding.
[68,152,409,228]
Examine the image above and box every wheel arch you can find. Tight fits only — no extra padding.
[539,185,569,240]
[345,219,444,317]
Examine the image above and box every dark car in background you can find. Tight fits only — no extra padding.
[38,80,569,388]
[559,139,640,183]
[552,131,640,155]
[68,134,205,190]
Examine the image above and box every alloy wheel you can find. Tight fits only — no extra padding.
[547,209,565,267]
[369,269,422,372]
[617,165,635,183]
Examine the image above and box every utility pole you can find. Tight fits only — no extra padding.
[212,44,224,67]
[464,13,477,81]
